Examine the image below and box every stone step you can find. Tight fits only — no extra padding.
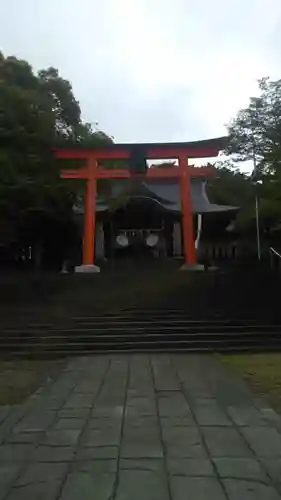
[2,341,281,358]
[1,328,280,340]
[0,327,281,356]
[1,266,280,356]
[2,323,281,336]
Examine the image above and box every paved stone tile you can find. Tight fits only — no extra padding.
[170,476,227,500]
[0,406,12,425]
[121,419,163,458]
[126,397,156,416]
[167,458,215,476]
[184,388,212,399]
[151,366,180,390]
[35,397,65,411]
[227,406,269,427]
[70,459,117,473]
[127,388,154,398]
[189,397,218,406]
[16,463,68,486]
[116,470,169,500]
[87,417,122,429]
[157,393,190,417]
[81,428,121,447]
[0,465,20,500]
[0,444,34,462]
[241,427,281,457]
[63,394,94,409]
[124,406,155,418]
[41,430,81,447]
[59,472,115,500]
[97,395,125,406]
[162,426,207,458]
[123,426,160,441]
[31,445,75,462]
[121,440,163,459]
[13,411,57,432]
[73,381,100,393]
[120,458,164,471]
[0,406,27,444]
[124,416,158,428]
[156,356,177,373]
[261,458,281,491]
[260,408,281,432]
[160,416,196,428]
[214,458,269,482]
[92,405,125,418]
[53,418,86,430]
[56,409,90,419]
[2,354,281,498]
[223,478,280,499]
[75,446,119,460]
[202,427,253,457]
[192,407,232,426]
[5,481,62,500]
[5,431,44,444]
[154,379,180,391]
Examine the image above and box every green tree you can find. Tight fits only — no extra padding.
[207,161,252,207]
[38,67,81,142]
[0,52,112,268]
[227,77,281,174]
[226,78,281,243]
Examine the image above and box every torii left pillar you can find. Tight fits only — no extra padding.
[83,157,97,266]
[179,154,196,266]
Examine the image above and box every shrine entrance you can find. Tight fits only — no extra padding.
[54,138,226,269]
[102,197,176,263]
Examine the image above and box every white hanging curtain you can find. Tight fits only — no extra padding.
[195,213,202,250]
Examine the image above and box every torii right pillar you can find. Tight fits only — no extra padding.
[179,154,197,267]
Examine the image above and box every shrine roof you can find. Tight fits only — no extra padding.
[55,136,227,159]
[73,177,238,216]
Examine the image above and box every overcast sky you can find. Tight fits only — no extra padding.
[1,0,281,147]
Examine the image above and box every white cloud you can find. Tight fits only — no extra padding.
[1,0,281,149]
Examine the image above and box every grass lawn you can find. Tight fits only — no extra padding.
[0,359,64,406]
[221,353,281,413]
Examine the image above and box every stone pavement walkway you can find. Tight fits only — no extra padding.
[1,355,281,499]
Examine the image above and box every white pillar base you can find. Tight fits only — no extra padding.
[61,261,69,274]
[75,264,100,273]
[208,265,219,271]
[180,263,205,271]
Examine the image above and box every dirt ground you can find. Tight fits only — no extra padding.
[221,353,281,413]
[0,359,64,406]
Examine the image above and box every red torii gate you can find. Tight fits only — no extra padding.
[54,138,225,267]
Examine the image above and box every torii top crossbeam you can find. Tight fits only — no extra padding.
[54,137,227,267]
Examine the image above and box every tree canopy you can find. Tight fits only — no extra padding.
[0,52,111,269]
[226,78,281,243]
[227,78,281,174]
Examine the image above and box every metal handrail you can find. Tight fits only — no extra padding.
[270,247,281,259]
[269,246,281,272]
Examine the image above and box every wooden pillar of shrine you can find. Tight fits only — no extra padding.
[83,157,97,265]
[179,155,196,265]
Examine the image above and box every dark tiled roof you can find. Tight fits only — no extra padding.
[74,177,237,215]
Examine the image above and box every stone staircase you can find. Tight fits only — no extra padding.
[0,264,281,357]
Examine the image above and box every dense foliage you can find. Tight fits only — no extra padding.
[0,53,111,269]
[226,78,281,243]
